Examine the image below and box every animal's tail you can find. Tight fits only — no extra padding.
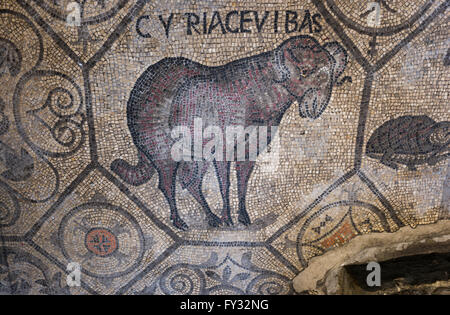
[111,152,155,186]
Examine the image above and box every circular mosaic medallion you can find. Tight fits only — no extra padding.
[85,228,118,257]
[58,202,144,278]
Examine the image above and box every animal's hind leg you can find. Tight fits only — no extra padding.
[156,162,188,231]
[213,161,232,226]
[235,161,254,226]
[185,164,222,228]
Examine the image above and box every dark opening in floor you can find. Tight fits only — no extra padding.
[343,252,450,294]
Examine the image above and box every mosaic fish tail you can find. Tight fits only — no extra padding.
[110,151,155,186]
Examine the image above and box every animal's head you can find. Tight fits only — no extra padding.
[430,121,450,146]
[273,35,348,119]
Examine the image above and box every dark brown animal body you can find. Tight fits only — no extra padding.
[111,35,348,230]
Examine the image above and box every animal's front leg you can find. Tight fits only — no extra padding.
[235,161,255,226]
[213,161,232,226]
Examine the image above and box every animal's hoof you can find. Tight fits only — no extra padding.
[207,213,222,227]
[238,211,251,226]
[221,215,234,226]
[172,217,189,231]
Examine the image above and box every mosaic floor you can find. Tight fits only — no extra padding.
[0,0,448,295]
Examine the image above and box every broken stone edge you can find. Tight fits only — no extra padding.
[292,220,450,294]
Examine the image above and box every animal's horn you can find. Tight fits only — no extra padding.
[272,47,290,83]
[324,41,348,83]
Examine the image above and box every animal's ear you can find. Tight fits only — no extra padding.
[323,42,348,82]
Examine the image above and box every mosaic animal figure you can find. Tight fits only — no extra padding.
[111,35,348,230]
[366,115,450,171]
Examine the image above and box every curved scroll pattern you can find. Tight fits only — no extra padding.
[0,10,44,72]
[0,0,447,296]
[160,264,206,295]
[14,70,86,158]
[0,9,60,203]
[246,273,292,295]
[139,251,292,295]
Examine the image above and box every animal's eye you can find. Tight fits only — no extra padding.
[300,69,309,77]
